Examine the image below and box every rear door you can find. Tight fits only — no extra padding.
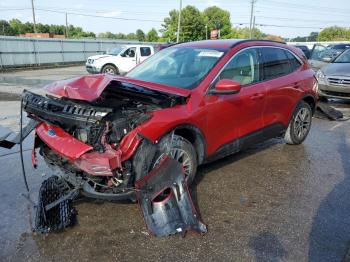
[138,46,153,63]
[261,47,304,129]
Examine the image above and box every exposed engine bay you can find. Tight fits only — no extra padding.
[22,80,186,199]
[0,76,206,237]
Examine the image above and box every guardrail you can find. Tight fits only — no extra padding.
[0,36,157,69]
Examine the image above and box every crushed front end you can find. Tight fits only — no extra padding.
[22,76,185,201]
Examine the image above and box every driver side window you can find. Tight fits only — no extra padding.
[121,47,136,58]
[219,48,260,86]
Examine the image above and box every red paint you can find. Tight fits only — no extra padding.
[38,40,316,176]
[44,74,190,102]
[36,122,93,160]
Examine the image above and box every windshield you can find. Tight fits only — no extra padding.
[334,49,350,63]
[127,47,226,89]
[106,46,125,55]
[310,45,341,62]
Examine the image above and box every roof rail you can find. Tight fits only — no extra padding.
[231,39,286,47]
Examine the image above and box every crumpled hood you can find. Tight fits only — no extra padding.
[322,63,350,77]
[44,75,191,101]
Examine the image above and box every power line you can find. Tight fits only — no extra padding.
[35,8,163,22]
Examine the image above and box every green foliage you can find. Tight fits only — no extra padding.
[161,6,205,42]
[146,28,159,42]
[223,27,265,39]
[203,6,231,38]
[136,29,145,41]
[1,19,95,38]
[291,32,318,42]
[317,26,350,41]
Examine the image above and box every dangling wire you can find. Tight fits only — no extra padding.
[20,97,30,192]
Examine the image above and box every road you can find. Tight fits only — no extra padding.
[1,66,350,262]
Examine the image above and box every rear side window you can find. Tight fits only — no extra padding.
[140,47,151,57]
[285,51,302,72]
[261,47,290,80]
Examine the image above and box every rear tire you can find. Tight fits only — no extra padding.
[101,64,118,75]
[284,101,312,145]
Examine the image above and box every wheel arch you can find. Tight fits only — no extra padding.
[170,124,207,165]
[100,63,119,74]
[302,94,316,114]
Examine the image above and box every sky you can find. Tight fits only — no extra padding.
[0,0,349,39]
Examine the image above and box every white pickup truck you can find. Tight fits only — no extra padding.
[86,44,155,75]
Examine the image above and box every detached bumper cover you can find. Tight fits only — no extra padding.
[136,157,207,237]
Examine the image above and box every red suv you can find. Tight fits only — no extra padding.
[22,40,317,200]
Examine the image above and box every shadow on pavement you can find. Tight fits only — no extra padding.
[309,133,350,261]
[249,232,287,262]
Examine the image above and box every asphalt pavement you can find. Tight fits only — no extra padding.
[1,66,350,262]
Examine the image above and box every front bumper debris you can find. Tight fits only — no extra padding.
[136,157,207,237]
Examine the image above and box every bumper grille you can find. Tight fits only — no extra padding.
[327,77,350,86]
[322,90,350,98]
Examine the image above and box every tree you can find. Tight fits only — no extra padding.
[146,28,159,42]
[318,26,350,41]
[224,27,265,39]
[203,6,231,38]
[0,20,16,35]
[127,32,137,40]
[98,32,115,38]
[161,5,205,42]
[136,29,145,41]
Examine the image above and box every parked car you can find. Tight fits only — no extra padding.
[309,43,350,71]
[86,44,155,75]
[20,39,317,201]
[316,48,350,100]
[295,45,311,59]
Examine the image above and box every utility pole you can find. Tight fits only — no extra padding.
[31,0,37,33]
[252,16,256,39]
[65,13,69,38]
[205,25,208,40]
[249,0,257,39]
[176,0,182,43]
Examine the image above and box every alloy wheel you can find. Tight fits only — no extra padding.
[294,107,311,140]
[153,148,192,178]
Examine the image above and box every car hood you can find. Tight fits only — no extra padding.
[322,63,350,77]
[44,74,191,101]
[87,54,113,60]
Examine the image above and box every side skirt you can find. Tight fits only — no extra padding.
[204,123,286,163]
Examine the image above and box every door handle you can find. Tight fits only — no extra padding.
[250,93,265,100]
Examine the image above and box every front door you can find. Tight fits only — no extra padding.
[119,47,137,73]
[204,47,266,155]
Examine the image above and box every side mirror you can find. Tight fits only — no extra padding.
[210,79,241,95]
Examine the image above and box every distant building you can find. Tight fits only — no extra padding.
[19,33,65,39]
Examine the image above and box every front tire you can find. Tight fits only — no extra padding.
[284,101,312,145]
[101,64,118,75]
[133,135,197,185]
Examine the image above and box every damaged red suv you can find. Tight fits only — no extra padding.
[21,39,317,200]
